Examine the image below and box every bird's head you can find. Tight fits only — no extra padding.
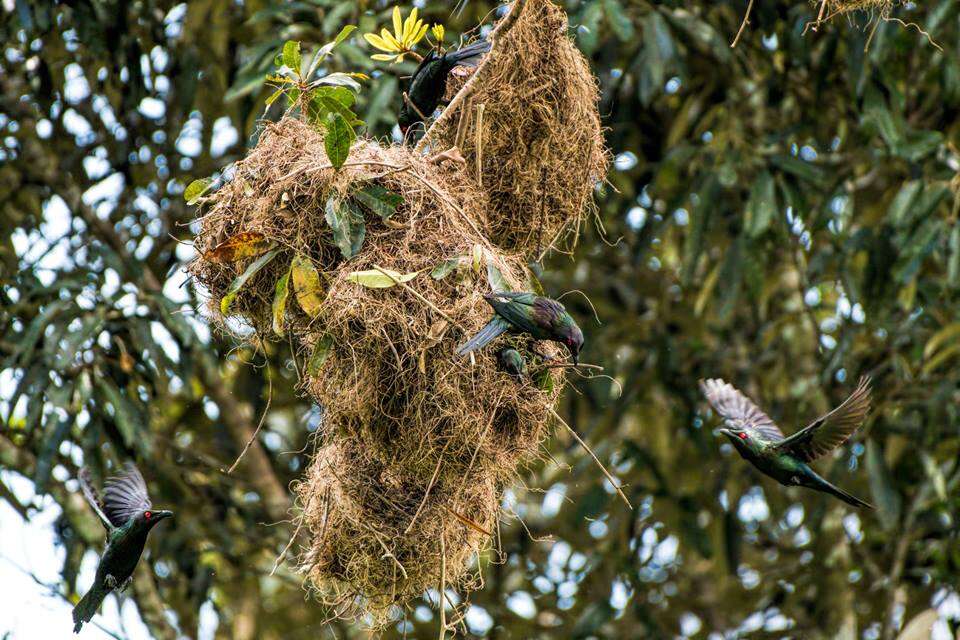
[563,324,584,365]
[136,509,173,531]
[718,424,756,451]
[397,109,413,135]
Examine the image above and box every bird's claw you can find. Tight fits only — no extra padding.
[105,574,118,589]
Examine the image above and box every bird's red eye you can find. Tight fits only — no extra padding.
[144,511,152,519]
[737,433,748,440]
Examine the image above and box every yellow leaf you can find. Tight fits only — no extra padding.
[371,54,398,62]
[291,254,325,317]
[472,244,483,274]
[347,268,420,288]
[431,24,444,42]
[364,32,392,52]
[382,28,402,50]
[402,9,414,42]
[204,232,273,264]
[413,22,429,45]
[272,266,291,337]
[392,6,403,41]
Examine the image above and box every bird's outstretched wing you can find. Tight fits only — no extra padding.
[456,317,511,356]
[774,376,871,463]
[699,378,785,442]
[102,462,152,527]
[78,468,115,532]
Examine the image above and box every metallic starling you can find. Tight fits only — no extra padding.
[456,292,584,363]
[398,40,491,134]
[700,376,873,508]
[497,347,528,378]
[73,462,173,633]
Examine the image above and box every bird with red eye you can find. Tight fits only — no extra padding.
[700,377,873,509]
[73,463,173,633]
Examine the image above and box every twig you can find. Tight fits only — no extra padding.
[730,0,756,48]
[402,91,430,123]
[415,0,529,152]
[405,448,447,534]
[884,17,943,52]
[474,103,485,187]
[277,160,406,182]
[271,490,316,576]
[444,505,493,537]
[547,407,632,509]
[557,289,601,325]
[371,265,459,327]
[226,364,273,474]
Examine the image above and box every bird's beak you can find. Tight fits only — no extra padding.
[155,510,174,521]
[717,428,732,437]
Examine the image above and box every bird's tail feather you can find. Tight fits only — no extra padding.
[456,317,509,356]
[73,585,107,633]
[817,477,873,509]
[445,40,491,67]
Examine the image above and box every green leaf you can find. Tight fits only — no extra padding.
[282,40,301,75]
[431,258,459,280]
[352,183,403,220]
[866,440,901,531]
[264,87,284,107]
[745,171,777,238]
[332,24,357,48]
[485,258,510,292]
[323,112,354,170]
[272,266,291,336]
[310,93,363,128]
[184,178,213,204]
[314,72,362,91]
[291,253,325,317]
[220,247,281,315]
[313,85,355,108]
[307,335,333,377]
[347,268,420,288]
[324,197,365,258]
[603,0,635,41]
[887,180,922,227]
[527,265,545,296]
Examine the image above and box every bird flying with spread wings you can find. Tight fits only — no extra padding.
[73,462,173,633]
[700,376,873,508]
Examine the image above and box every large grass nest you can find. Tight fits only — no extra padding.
[187,119,565,621]
[187,0,607,625]
[424,0,608,256]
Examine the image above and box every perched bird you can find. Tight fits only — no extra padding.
[456,292,584,363]
[398,40,491,134]
[700,376,873,508]
[496,347,528,379]
[73,463,173,633]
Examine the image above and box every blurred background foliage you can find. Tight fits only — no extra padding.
[1,0,959,638]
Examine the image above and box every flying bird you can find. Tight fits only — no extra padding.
[700,376,873,508]
[456,292,583,363]
[73,462,173,633]
[496,347,528,379]
[399,40,491,134]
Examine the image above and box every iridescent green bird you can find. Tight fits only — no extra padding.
[496,347,527,379]
[73,462,173,633]
[700,376,873,508]
[456,292,584,363]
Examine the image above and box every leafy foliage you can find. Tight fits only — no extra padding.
[1,1,958,639]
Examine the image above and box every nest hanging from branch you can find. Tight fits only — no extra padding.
[187,0,608,626]
[421,0,608,257]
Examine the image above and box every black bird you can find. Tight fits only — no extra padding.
[73,463,173,633]
[700,377,873,508]
[497,347,528,378]
[399,40,491,134]
[456,292,583,363]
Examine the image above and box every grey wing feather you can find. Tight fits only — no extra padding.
[102,462,152,527]
[775,376,871,462]
[699,378,785,442]
[456,317,510,355]
[78,468,115,532]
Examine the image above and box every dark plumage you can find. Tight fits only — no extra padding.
[73,463,172,633]
[398,40,491,133]
[496,347,527,378]
[456,292,584,363]
[700,377,873,508]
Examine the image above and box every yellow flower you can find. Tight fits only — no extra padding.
[431,24,444,44]
[363,6,429,63]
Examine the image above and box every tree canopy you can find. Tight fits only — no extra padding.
[1,0,958,638]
